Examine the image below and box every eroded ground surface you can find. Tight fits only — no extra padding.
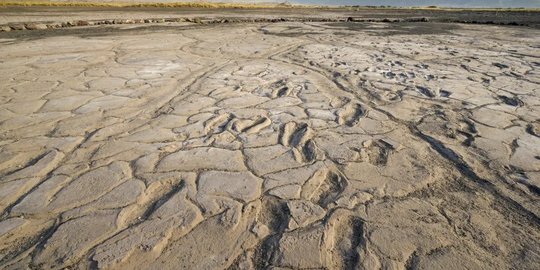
[2,6,540,26]
[0,19,540,270]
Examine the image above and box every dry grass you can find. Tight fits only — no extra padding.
[340,6,540,12]
[0,1,295,9]
[0,1,538,12]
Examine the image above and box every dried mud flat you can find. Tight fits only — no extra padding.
[0,11,540,270]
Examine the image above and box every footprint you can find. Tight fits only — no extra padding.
[301,169,347,208]
[493,62,509,69]
[498,95,523,107]
[280,122,312,147]
[204,113,232,134]
[360,139,396,166]
[290,123,312,147]
[279,122,297,147]
[302,139,322,162]
[376,91,403,103]
[439,90,452,97]
[272,86,291,98]
[266,79,292,99]
[508,170,540,196]
[230,116,271,134]
[382,71,396,79]
[327,212,366,269]
[292,139,324,163]
[280,122,323,163]
[242,116,272,134]
[416,86,435,98]
[526,121,540,138]
[456,119,478,147]
[337,102,365,127]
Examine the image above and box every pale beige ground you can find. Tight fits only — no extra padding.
[0,19,539,270]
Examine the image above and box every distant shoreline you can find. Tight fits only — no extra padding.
[1,1,539,12]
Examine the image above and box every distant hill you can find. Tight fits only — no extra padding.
[292,0,539,8]
[5,0,540,8]
[208,0,540,8]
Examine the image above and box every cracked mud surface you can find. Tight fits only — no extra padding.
[0,18,540,270]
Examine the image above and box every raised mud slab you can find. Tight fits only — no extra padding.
[0,8,540,270]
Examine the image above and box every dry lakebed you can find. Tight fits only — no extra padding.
[0,6,539,270]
